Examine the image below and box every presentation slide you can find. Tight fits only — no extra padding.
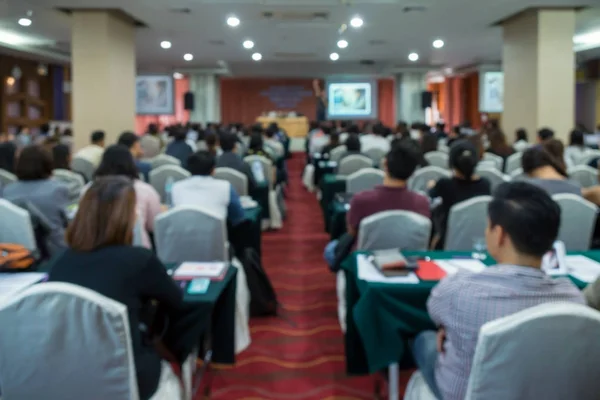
[136,75,175,115]
[326,80,378,120]
[479,71,504,113]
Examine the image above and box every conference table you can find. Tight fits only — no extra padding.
[341,250,593,399]
[256,116,309,138]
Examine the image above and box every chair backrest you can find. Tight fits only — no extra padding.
[552,194,597,250]
[408,166,451,192]
[329,145,347,163]
[437,143,449,153]
[482,153,504,170]
[337,154,373,176]
[139,135,161,159]
[214,167,249,196]
[52,169,86,201]
[424,151,449,169]
[567,165,598,188]
[149,165,191,203]
[0,168,17,187]
[0,199,37,250]
[504,152,522,175]
[475,167,507,192]
[346,168,385,195]
[357,210,432,251]
[149,154,181,169]
[363,148,387,165]
[196,140,208,151]
[577,150,600,166]
[244,155,273,186]
[445,196,493,251]
[70,157,96,182]
[0,282,139,399]
[155,206,228,264]
[509,167,525,180]
[465,302,600,400]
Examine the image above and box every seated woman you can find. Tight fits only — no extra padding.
[429,140,491,249]
[321,131,342,156]
[94,145,162,249]
[513,128,529,152]
[565,129,591,166]
[52,144,71,170]
[246,133,272,160]
[3,145,69,255]
[521,145,581,196]
[338,133,362,163]
[486,129,515,169]
[47,176,190,400]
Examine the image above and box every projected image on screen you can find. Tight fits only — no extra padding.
[328,82,373,118]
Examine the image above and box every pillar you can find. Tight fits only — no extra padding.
[502,9,576,142]
[72,11,136,150]
[189,74,221,124]
[396,72,427,124]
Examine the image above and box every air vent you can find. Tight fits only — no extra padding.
[208,40,225,46]
[369,39,386,46]
[402,5,428,13]
[274,52,316,59]
[170,8,191,14]
[261,11,329,21]
[360,59,376,66]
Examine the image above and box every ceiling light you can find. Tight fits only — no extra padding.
[173,72,184,79]
[227,16,240,27]
[160,41,172,49]
[350,16,363,28]
[18,18,32,27]
[408,52,419,62]
[330,52,340,61]
[252,52,262,61]
[433,39,444,49]
[6,77,15,86]
[183,53,194,61]
[574,30,600,45]
[0,30,29,46]
[243,40,254,49]
[337,39,348,49]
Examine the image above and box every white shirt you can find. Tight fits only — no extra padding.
[265,138,285,159]
[513,140,530,153]
[309,132,329,155]
[360,134,390,153]
[172,176,231,220]
[74,144,104,168]
[565,146,592,166]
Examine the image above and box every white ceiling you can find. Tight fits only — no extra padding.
[1,0,600,77]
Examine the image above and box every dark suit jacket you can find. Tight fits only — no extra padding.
[216,151,256,192]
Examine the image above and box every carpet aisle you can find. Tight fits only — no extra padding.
[208,154,375,399]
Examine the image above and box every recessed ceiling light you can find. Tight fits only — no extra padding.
[227,16,240,27]
[337,39,348,49]
[184,53,194,61]
[408,52,419,62]
[243,40,254,49]
[330,52,340,61]
[252,52,262,61]
[433,39,444,49]
[350,16,363,28]
[160,41,172,49]
[18,18,32,27]
[173,72,184,79]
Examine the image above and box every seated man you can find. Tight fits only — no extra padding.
[172,150,245,227]
[74,130,105,168]
[118,131,152,181]
[324,140,430,267]
[413,181,585,400]
[216,132,257,192]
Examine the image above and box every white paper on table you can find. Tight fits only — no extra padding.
[356,254,419,284]
[174,262,227,279]
[434,261,460,275]
[542,241,568,276]
[565,255,600,283]
[0,273,47,304]
[443,259,486,273]
[240,196,258,209]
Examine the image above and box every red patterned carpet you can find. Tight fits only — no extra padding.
[205,154,375,400]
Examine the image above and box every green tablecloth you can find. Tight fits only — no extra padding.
[250,181,270,221]
[330,200,348,240]
[243,206,262,256]
[342,250,592,375]
[319,174,347,232]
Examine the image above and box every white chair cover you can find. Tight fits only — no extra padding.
[196,140,208,151]
[338,154,373,176]
[244,155,283,229]
[505,152,522,175]
[71,157,96,182]
[346,168,385,195]
[329,146,347,163]
[214,167,249,196]
[482,153,504,170]
[576,150,600,166]
[364,148,387,165]
[52,168,86,201]
[149,154,181,170]
[424,151,449,169]
[0,199,36,250]
[509,167,525,180]
[302,164,316,192]
[475,167,507,191]
[445,196,492,251]
[437,144,449,153]
[149,165,191,203]
[0,168,17,187]
[408,166,451,192]
[552,194,597,250]
[567,165,598,188]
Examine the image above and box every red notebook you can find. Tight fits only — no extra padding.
[416,261,447,281]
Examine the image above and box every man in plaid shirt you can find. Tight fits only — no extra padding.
[411,182,584,400]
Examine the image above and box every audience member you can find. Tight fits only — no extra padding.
[309,124,329,155]
[521,146,581,196]
[340,123,360,143]
[264,125,285,159]
[429,140,491,249]
[338,133,362,163]
[140,123,162,158]
[446,126,462,147]
[565,129,591,166]
[421,133,439,154]
[486,129,515,169]
[321,132,342,155]
[584,277,600,311]
[466,134,485,160]
[205,132,221,157]
[74,130,105,168]
[394,121,410,140]
[173,151,246,226]
[434,122,446,140]
[15,126,31,148]
[537,127,555,143]
[543,138,571,170]
[412,181,584,400]
[247,133,272,160]
[3,145,69,255]
[59,128,74,149]
[52,144,71,170]
[165,127,194,168]
[118,131,152,181]
[360,123,390,153]
[513,128,529,152]
[47,176,189,400]
[0,131,16,173]
[324,141,430,266]
[216,132,256,192]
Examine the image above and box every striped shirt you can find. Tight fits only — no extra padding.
[427,265,584,400]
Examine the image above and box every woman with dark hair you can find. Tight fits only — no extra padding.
[321,131,342,155]
[487,129,515,168]
[521,145,581,196]
[513,128,529,152]
[47,176,195,400]
[429,140,491,249]
[420,133,439,154]
[246,133,271,160]
[3,145,70,255]
[565,129,592,166]
[52,144,71,170]
[205,132,221,157]
[93,145,161,249]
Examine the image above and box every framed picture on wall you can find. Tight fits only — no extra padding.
[136,75,174,115]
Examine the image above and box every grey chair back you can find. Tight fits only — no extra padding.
[577,150,600,166]
[568,165,598,188]
[357,210,431,251]
[244,155,273,187]
[509,167,526,180]
[337,154,373,176]
[0,168,17,187]
[408,166,451,192]
[155,206,228,264]
[214,167,249,196]
[70,157,95,182]
[465,302,600,400]
[505,152,522,175]
[329,146,347,163]
[552,194,597,251]
[0,282,139,399]
[482,153,504,171]
[445,196,492,251]
[475,167,507,192]
[346,168,385,195]
[424,151,449,169]
[364,148,387,165]
[149,165,191,203]
[149,154,181,169]
[139,135,161,158]
[196,140,208,151]
[0,199,36,250]
[437,143,449,153]
[52,169,85,201]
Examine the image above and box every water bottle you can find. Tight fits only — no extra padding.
[165,176,174,207]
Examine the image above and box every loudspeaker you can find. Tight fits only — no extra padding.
[421,91,433,109]
[184,92,195,111]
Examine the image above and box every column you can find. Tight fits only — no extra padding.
[71,11,136,150]
[502,9,575,142]
[189,74,221,124]
[396,72,427,124]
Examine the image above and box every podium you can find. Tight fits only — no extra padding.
[256,116,309,138]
